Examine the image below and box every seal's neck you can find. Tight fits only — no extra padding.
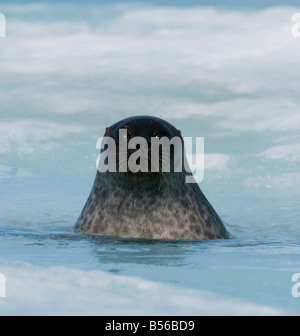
[96,171,186,196]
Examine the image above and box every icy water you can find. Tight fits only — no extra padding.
[0,1,300,315]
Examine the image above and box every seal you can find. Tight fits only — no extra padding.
[75,115,231,240]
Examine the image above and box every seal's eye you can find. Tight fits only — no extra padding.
[152,130,170,139]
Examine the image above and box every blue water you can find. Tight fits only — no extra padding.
[0,1,300,315]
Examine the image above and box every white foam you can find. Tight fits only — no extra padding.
[205,153,231,171]
[2,6,298,74]
[244,172,300,189]
[259,143,300,162]
[1,5,300,131]
[0,265,284,316]
[0,120,86,156]
[185,153,231,183]
[0,165,31,179]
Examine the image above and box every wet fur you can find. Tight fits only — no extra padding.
[75,116,231,240]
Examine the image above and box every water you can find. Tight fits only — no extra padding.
[0,1,300,315]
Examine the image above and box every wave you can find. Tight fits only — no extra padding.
[0,264,285,315]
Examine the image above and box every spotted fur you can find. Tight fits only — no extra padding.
[75,116,231,240]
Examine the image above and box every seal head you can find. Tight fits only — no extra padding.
[75,115,231,240]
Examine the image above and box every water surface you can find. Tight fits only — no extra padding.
[0,1,300,315]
